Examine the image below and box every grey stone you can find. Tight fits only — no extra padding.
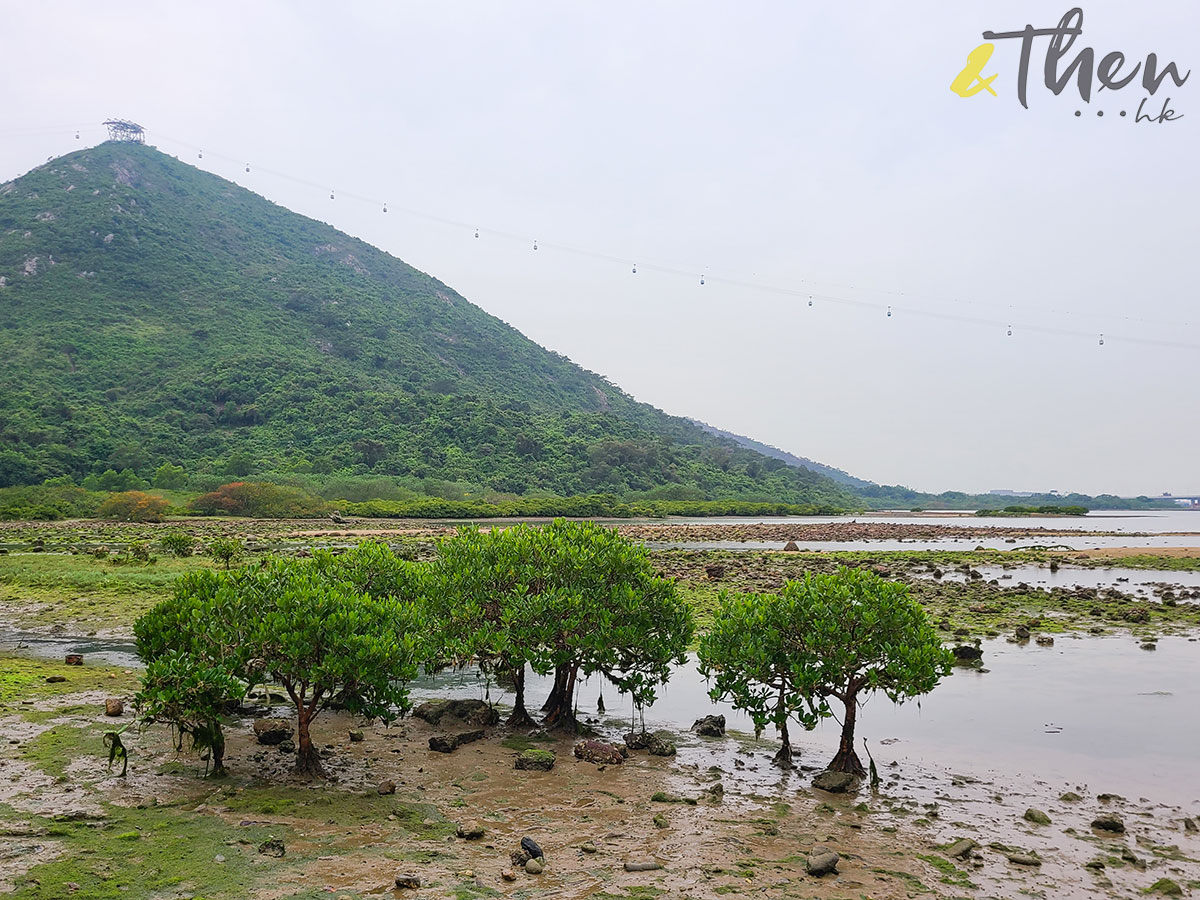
[805,849,840,876]
[691,715,726,737]
[394,873,421,889]
[253,718,293,746]
[812,770,858,793]
[1024,808,1051,825]
[428,730,485,753]
[944,838,977,859]
[524,858,544,875]
[1092,813,1126,833]
[624,859,662,872]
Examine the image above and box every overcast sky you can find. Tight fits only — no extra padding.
[3,2,1196,496]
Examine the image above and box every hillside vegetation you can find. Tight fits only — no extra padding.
[0,142,856,508]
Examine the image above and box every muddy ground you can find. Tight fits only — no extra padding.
[2,518,1199,899]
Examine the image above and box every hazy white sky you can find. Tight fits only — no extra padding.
[2,2,1196,495]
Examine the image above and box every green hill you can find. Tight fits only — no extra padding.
[0,141,856,508]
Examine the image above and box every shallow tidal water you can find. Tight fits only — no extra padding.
[411,635,1200,806]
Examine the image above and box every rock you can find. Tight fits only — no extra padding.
[520,836,544,859]
[1007,852,1041,867]
[524,858,544,875]
[581,840,597,854]
[623,731,650,751]
[348,729,364,742]
[705,564,726,579]
[428,730,485,753]
[624,859,662,872]
[647,730,677,757]
[783,540,799,551]
[510,849,531,867]
[65,653,83,666]
[258,837,286,857]
[456,820,485,840]
[1036,635,1055,646]
[1092,813,1126,833]
[1147,878,1184,896]
[514,749,556,771]
[253,718,293,746]
[44,675,67,684]
[104,698,124,717]
[1183,817,1197,832]
[1059,791,1083,802]
[691,714,726,737]
[805,849,840,876]
[812,770,859,793]
[412,699,500,727]
[951,645,983,661]
[377,780,396,795]
[944,838,977,859]
[653,812,668,829]
[500,869,516,882]
[1140,642,1157,651]
[1014,625,1031,640]
[394,873,421,889]
[573,739,626,765]
[1024,808,1051,825]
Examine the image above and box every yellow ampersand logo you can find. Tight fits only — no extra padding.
[951,42,998,97]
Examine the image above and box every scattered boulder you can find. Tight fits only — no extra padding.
[624,731,650,751]
[258,838,286,858]
[1059,791,1083,802]
[520,837,544,860]
[805,849,840,876]
[377,780,396,795]
[1092,813,1126,834]
[428,730,485,753]
[783,541,799,551]
[412,699,499,727]
[1006,852,1042,867]
[705,564,726,579]
[456,821,485,840]
[394,874,421,889]
[104,698,124,717]
[514,749,556,771]
[500,869,516,882]
[1014,625,1031,641]
[1147,878,1184,896]
[253,719,293,746]
[951,645,982,661]
[691,715,726,737]
[812,770,859,793]
[624,859,662,872]
[944,838,977,860]
[573,739,626,765]
[65,654,83,666]
[581,840,597,854]
[348,729,364,742]
[524,858,544,875]
[45,675,67,684]
[1183,817,1197,833]
[647,730,677,757]
[1024,808,1051,825]
[653,812,668,829]
[1035,635,1055,646]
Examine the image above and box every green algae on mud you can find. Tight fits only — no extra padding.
[0,656,138,708]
